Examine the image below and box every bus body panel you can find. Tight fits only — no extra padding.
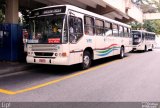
[94,36,113,60]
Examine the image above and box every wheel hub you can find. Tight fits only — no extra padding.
[84,56,90,66]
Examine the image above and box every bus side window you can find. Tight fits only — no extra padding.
[149,34,151,40]
[127,28,129,37]
[152,34,155,40]
[146,33,148,40]
[112,24,119,37]
[148,34,150,40]
[150,34,152,40]
[84,16,94,36]
[142,33,145,40]
[119,26,124,37]
[128,28,131,38]
[124,27,128,37]
[69,16,83,43]
[95,19,104,36]
[104,21,112,36]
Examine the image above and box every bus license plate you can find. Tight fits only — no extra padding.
[39,59,46,63]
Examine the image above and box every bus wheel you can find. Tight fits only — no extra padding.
[144,46,147,52]
[120,47,125,59]
[82,51,91,69]
[150,45,154,51]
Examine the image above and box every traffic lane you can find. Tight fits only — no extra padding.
[1,50,159,102]
[0,65,83,91]
[0,54,125,91]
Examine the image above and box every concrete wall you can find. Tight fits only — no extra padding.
[5,0,144,23]
[5,0,19,24]
[103,0,126,14]
[127,3,143,23]
[103,0,143,23]
[34,0,144,23]
[144,13,160,20]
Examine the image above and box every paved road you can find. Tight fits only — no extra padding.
[0,49,160,102]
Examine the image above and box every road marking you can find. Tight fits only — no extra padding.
[0,89,16,95]
[0,57,129,95]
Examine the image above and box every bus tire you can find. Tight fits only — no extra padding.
[150,45,154,51]
[144,46,147,52]
[120,47,125,59]
[82,51,91,69]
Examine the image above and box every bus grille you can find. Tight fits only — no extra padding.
[32,48,54,51]
[34,52,53,57]
[31,44,59,51]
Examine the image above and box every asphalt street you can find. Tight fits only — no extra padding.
[0,49,160,102]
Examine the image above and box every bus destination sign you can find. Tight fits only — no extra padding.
[31,6,66,17]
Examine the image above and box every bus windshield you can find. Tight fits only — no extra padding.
[29,14,67,44]
[132,31,142,45]
[132,31,141,39]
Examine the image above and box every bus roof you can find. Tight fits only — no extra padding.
[132,30,156,35]
[31,4,131,28]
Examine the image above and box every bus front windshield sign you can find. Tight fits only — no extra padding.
[28,14,66,44]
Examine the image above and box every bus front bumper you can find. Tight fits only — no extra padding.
[26,56,70,66]
[132,45,144,51]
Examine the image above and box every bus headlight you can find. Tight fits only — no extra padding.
[58,52,67,57]
[27,52,33,55]
[28,45,32,49]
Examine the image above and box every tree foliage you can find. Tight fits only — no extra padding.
[0,0,5,23]
[0,10,4,23]
[130,20,160,34]
[151,0,160,12]
[130,0,160,35]
[130,22,143,30]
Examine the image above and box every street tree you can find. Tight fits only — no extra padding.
[0,0,5,23]
[130,0,160,35]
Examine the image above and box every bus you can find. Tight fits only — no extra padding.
[132,30,156,52]
[26,5,132,69]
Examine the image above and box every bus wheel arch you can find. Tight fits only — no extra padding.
[81,47,93,69]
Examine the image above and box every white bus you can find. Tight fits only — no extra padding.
[132,30,156,52]
[26,5,132,69]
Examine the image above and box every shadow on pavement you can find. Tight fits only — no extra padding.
[31,54,127,75]
[0,54,130,90]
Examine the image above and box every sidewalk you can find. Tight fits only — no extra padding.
[0,62,35,75]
